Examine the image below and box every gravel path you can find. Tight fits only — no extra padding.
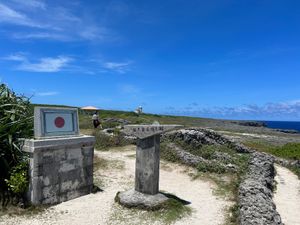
[274,165,300,225]
[1,145,231,225]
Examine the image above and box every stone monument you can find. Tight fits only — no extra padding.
[23,107,95,205]
[116,123,182,209]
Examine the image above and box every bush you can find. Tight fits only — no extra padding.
[196,162,227,174]
[270,143,300,160]
[5,161,29,196]
[0,84,33,203]
[92,129,131,150]
[160,142,181,162]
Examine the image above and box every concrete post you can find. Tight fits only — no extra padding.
[116,124,182,209]
[135,135,160,195]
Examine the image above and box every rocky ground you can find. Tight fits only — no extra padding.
[1,127,299,225]
[238,152,282,225]
[0,145,231,225]
[162,128,300,225]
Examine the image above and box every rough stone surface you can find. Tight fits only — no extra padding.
[123,124,182,139]
[135,135,160,195]
[166,142,238,172]
[164,128,283,225]
[275,156,300,168]
[164,128,254,153]
[23,135,95,205]
[239,152,283,225]
[116,189,168,209]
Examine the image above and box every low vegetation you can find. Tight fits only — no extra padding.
[151,198,192,224]
[111,195,191,225]
[244,141,300,178]
[0,84,33,207]
[92,129,131,150]
[160,139,249,225]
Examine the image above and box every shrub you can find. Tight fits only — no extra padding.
[5,161,29,196]
[92,129,131,150]
[0,84,33,203]
[196,162,227,174]
[270,143,300,160]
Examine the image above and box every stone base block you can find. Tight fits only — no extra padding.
[115,189,169,210]
[23,135,95,205]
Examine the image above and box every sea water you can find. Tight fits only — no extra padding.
[264,121,300,132]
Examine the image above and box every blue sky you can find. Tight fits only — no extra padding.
[1,0,300,121]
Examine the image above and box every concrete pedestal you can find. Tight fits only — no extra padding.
[135,135,160,195]
[23,135,95,205]
[117,124,182,209]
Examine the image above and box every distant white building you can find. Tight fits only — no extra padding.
[134,106,143,115]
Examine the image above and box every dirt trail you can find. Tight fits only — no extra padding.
[274,164,300,225]
[1,145,231,225]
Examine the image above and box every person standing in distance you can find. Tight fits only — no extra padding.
[92,111,101,128]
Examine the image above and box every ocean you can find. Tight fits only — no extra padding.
[264,121,300,132]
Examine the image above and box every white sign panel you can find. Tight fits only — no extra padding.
[44,112,74,133]
[34,107,79,138]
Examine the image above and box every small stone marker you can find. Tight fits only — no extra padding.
[116,123,182,209]
[23,107,95,205]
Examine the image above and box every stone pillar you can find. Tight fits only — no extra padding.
[135,135,160,195]
[116,124,182,209]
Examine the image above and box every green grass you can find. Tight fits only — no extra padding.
[243,140,278,153]
[271,143,300,160]
[113,192,192,225]
[161,139,249,174]
[91,129,131,151]
[160,139,249,225]
[244,141,300,178]
[0,205,47,217]
[151,198,192,224]
[244,141,300,160]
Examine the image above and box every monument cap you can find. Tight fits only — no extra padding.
[123,124,182,139]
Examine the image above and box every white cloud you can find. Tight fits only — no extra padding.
[0,3,42,27]
[103,61,132,74]
[11,0,46,10]
[36,91,59,96]
[18,56,72,72]
[165,100,300,120]
[2,52,27,61]
[12,32,70,41]
[3,53,72,72]
[0,2,112,42]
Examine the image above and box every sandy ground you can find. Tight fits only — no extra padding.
[274,164,300,225]
[1,145,231,225]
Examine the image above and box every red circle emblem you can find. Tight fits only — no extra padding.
[54,117,65,128]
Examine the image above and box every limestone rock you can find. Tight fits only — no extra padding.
[238,152,283,225]
[116,189,169,210]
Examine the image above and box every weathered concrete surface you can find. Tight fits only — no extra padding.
[116,189,168,209]
[123,124,182,139]
[135,135,160,195]
[23,135,95,205]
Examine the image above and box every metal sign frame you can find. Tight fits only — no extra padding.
[34,107,79,138]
